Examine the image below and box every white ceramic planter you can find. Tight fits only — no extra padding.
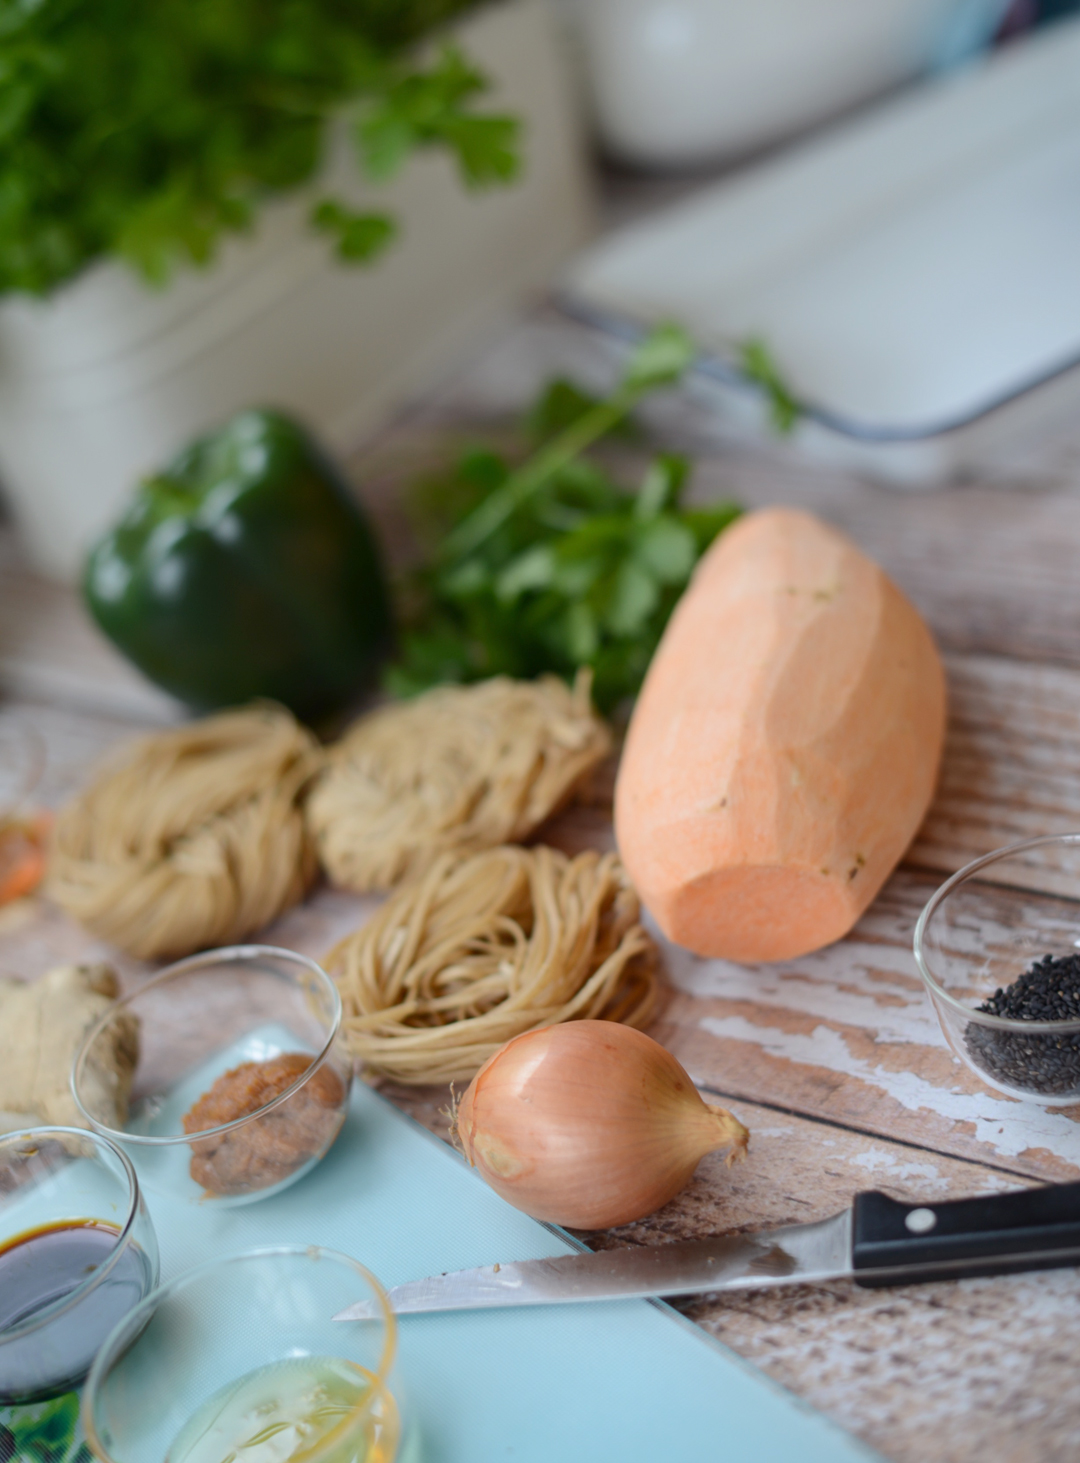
[566,0,1008,168]
[0,0,594,581]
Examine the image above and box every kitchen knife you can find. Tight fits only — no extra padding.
[333,1181,1080,1319]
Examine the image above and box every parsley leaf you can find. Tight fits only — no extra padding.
[738,336,803,434]
[389,324,742,713]
[356,45,518,186]
[0,0,519,297]
[311,200,396,263]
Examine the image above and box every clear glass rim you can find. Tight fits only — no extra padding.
[914,832,1080,1033]
[71,945,345,1147]
[81,1244,397,1463]
[0,1125,143,1343]
[0,721,45,823]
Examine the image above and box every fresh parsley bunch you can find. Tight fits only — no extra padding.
[390,326,742,714]
[0,0,518,296]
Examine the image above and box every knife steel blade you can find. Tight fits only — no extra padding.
[333,1179,1080,1320]
[334,1211,851,1319]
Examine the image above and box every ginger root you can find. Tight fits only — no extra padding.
[0,963,139,1133]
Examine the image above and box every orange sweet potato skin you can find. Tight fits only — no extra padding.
[614,508,946,962]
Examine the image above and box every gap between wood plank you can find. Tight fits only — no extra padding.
[691,1080,1046,1189]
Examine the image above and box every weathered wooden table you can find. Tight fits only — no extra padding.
[5,304,1080,1463]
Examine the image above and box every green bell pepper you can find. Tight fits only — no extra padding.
[84,409,391,721]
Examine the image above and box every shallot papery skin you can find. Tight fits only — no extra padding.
[455,1020,748,1229]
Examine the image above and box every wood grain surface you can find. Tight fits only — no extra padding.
[6,303,1080,1463]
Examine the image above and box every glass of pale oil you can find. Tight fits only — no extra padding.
[82,1247,411,1463]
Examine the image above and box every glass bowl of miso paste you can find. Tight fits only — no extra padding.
[72,946,352,1205]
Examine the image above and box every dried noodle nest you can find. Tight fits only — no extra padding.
[305,674,612,893]
[324,844,661,1085]
[49,704,321,960]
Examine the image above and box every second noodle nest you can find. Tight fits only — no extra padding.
[306,673,612,892]
[325,844,661,1084]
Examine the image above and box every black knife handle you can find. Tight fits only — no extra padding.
[852,1180,1080,1288]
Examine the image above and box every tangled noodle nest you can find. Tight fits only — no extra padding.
[49,704,320,960]
[324,844,661,1085]
[305,673,612,892]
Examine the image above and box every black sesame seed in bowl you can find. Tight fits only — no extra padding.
[914,835,1080,1106]
[965,956,1080,1097]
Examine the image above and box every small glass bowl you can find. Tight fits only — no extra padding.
[915,834,1080,1104]
[83,1247,403,1463]
[0,720,48,903]
[0,1126,159,1403]
[72,946,353,1205]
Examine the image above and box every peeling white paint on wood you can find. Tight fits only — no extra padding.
[662,935,938,1047]
[696,1013,1080,1163]
[848,1145,998,1195]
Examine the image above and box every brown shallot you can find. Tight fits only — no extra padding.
[454,1020,748,1229]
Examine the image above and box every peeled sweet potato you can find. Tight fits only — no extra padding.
[615,507,946,962]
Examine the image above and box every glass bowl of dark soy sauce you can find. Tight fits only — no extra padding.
[0,1127,159,1403]
[915,834,1080,1105]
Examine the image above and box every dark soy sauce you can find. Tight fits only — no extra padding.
[0,1220,152,1403]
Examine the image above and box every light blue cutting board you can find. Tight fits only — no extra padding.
[141,1080,880,1463]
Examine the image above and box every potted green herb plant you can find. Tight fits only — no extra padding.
[0,0,593,579]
